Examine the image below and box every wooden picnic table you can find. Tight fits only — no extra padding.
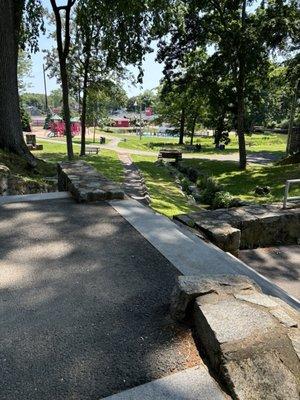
[158,149,182,162]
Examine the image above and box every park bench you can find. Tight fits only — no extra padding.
[185,144,202,152]
[158,149,182,163]
[86,147,99,155]
[283,179,300,208]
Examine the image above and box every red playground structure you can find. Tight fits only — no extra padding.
[49,115,81,137]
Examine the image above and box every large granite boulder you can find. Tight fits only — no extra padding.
[170,275,300,400]
[0,164,10,195]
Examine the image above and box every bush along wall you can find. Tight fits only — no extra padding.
[173,163,249,209]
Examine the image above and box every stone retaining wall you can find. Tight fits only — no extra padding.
[57,160,124,202]
[175,204,300,255]
[171,275,300,400]
[1,164,56,195]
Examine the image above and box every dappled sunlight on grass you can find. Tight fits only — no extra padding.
[36,141,123,183]
[132,155,199,217]
[116,132,287,157]
[85,151,123,183]
[182,159,300,203]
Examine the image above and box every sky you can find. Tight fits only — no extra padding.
[26,1,260,97]
[25,1,163,97]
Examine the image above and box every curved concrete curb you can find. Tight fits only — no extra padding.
[102,366,230,400]
[109,199,300,310]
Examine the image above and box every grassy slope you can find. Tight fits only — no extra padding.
[117,132,287,157]
[37,141,124,183]
[2,137,295,218]
[132,155,199,217]
[182,159,300,203]
[0,148,56,183]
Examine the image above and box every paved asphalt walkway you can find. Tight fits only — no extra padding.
[239,245,300,301]
[0,199,201,400]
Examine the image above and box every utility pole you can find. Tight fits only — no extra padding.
[43,64,48,113]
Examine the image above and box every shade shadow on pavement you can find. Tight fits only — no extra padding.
[239,246,300,300]
[0,199,200,400]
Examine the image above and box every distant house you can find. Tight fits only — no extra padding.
[113,117,130,128]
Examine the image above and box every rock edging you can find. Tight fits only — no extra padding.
[175,204,300,255]
[171,275,300,400]
[58,160,124,202]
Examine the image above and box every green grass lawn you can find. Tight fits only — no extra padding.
[34,139,300,215]
[131,154,299,217]
[132,155,199,217]
[37,140,123,183]
[3,138,296,218]
[117,132,287,157]
[182,158,300,203]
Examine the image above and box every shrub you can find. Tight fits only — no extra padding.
[280,119,290,129]
[199,188,216,204]
[180,177,191,193]
[206,176,222,192]
[20,104,31,132]
[254,186,271,196]
[212,191,234,209]
[196,174,209,189]
[196,175,223,205]
[187,167,199,182]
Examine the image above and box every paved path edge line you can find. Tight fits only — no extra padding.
[0,191,71,204]
[226,251,300,307]
[109,198,299,310]
[101,366,229,400]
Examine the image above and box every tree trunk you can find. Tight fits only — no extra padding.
[179,107,185,145]
[236,0,247,170]
[0,0,36,166]
[190,115,197,145]
[60,58,73,159]
[286,78,299,155]
[80,57,90,156]
[214,114,225,147]
[50,0,74,160]
[80,88,88,156]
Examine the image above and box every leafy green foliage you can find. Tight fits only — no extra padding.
[20,104,31,132]
[17,50,32,93]
[212,191,234,209]
[21,92,45,113]
[19,0,45,52]
[155,0,299,167]
[180,176,191,193]
[127,89,158,112]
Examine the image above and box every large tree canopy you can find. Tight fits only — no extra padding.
[156,0,299,168]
